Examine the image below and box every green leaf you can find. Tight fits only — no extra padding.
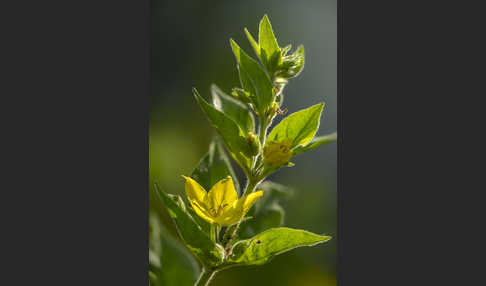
[259,15,279,57]
[227,227,331,266]
[149,215,199,286]
[230,39,274,115]
[153,184,224,267]
[293,132,337,156]
[267,103,324,149]
[193,88,252,173]
[259,15,281,74]
[211,84,255,134]
[244,28,260,58]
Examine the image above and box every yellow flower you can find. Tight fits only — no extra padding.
[181,175,263,227]
[263,140,293,166]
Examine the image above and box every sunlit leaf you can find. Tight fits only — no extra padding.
[230,39,274,115]
[244,28,260,58]
[267,103,324,149]
[259,15,281,74]
[259,15,279,58]
[293,132,337,156]
[227,227,331,266]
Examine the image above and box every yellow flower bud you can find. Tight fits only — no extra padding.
[263,140,293,166]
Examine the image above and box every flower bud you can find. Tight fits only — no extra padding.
[247,132,261,156]
[275,45,305,79]
[263,140,293,166]
[266,102,279,120]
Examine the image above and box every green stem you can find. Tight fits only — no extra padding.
[258,116,268,149]
[251,115,269,178]
[210,224,216,242]
[222,104,272,257]
[243,176,259,196]
[223,177,260,251]
[195,268,216,286]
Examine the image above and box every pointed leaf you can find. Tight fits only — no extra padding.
[244,28,260,58]
[227,227,331,266]
[211,84,255,134]
[230,39,274,114]
[193,88,252,173]
[267,103,324,148]
[259,15,280,58]
[293,132,337,156]
[259,15,281,74]
[153,184,224,267]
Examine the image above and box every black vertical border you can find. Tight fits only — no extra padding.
[337,0,343,285]
[3,0,150,284]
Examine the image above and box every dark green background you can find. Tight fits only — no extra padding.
[150,0,337,285]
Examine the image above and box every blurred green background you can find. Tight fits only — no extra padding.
[150,0,337,285]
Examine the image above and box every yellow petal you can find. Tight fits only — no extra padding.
[190,200,216,224]
[214,212,241,226]
[214,190,263,227]
[205,176,238,215]
[181,175,207,206]
[240,190,263,213]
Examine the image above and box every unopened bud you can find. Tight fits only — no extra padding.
[275,45,305,79]
[263,140,293,166]
[266,102,280,119]
[247,132,261,156]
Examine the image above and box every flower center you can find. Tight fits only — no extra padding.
[209,202,229,217]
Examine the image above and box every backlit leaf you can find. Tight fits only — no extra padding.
[230,39,274,115]
[259,15,281,75]
[293,132,337,156]
[267,103,324,149]
[227,227,331,266]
